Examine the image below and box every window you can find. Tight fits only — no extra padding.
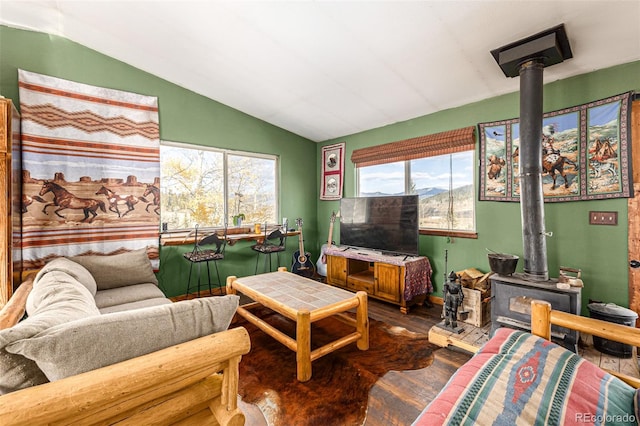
[353,126,476,235]
[410,151,474,231]
[160,142,278,231]
[357,151,475,232]
[358,161,405,195]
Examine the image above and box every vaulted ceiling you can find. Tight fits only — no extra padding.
[1,1,639,142]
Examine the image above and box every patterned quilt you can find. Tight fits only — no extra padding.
[414,328,638,425]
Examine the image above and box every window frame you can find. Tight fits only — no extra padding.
[351,126,478,239]
[159,140,280,234]
[355,155,478,239]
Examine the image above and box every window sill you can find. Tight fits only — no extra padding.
[419,229,478,239]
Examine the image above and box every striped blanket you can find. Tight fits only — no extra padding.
[414,328,638,425]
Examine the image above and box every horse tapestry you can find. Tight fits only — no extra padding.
[479,91,633,202]
[18,70,161,271]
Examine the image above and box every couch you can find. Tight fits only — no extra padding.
[0,249,250,425]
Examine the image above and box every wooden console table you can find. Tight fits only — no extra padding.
[324,246,432,314]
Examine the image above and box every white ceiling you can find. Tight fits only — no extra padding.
[1,1,639,142]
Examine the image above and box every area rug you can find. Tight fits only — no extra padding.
[233,307,437,426]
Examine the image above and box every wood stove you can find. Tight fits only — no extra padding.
[488,27,579,351]
[491,273,581,352]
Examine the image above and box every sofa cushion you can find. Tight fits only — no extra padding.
[0,269,100,394]
[98,297,172,314]
[70,248,158,290]
[94,283,168,310]
[7,295,239,381]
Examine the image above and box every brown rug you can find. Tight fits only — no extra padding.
[232,307,437,426]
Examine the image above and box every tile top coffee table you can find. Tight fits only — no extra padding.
[226,268,369,382]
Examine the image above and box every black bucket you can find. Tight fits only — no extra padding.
[488,253,519,275]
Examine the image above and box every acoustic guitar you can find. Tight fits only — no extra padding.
[316,211,337,276]
[292,218,315,278]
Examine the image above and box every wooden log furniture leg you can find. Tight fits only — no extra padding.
[356,290,369,350]
[297,309,312,381]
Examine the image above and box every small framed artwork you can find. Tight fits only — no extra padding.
[320,142,345,200]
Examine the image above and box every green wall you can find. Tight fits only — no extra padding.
[2,25,639,311]
[317,61,640,312]
[0,26,319,297]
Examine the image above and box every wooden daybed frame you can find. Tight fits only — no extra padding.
[0,276,251,426]
[530,299,640,388]
[413,299,640,425]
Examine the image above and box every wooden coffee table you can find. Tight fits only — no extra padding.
[226,268,369,382]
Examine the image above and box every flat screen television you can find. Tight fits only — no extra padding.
[339,195,419,256]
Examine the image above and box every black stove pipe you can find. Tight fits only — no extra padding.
[491,24,572,282]
[518,59,548,281]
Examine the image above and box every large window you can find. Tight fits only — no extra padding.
[353,126,476,235]
[358,151,475,233]
[160,142,278,231]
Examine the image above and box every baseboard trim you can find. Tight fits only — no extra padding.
[429,295,443,306]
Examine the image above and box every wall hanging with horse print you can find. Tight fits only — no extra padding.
[18,70,161,271]
[478,91,633,202]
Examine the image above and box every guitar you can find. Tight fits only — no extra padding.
[292,218,315,277]
[316,211,337,276]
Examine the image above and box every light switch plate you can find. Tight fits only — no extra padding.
[589,211,618,225]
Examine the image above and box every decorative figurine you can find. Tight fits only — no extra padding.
[441,270,465,333]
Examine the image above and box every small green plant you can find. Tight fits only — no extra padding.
[232,213,245,226]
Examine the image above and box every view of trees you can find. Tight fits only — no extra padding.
[160,144,277,230]
[418,185,474,231]
[228,154,277,226]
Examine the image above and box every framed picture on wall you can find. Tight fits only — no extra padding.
[320,142,345,200]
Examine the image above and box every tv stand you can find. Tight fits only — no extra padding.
[324,246,432,314]
[379,250,414,261]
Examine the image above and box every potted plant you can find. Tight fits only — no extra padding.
[232,213,245,227]
[232,192,245,227]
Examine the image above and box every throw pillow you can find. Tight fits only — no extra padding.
[27,267,99,317]
[0,269,101,394]
[70,248,159,290]
[7,295,239,382]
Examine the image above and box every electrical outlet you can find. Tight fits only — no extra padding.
[589,211,618,225]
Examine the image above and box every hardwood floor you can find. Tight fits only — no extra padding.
[363,300,471,425]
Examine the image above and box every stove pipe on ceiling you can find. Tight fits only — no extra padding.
[491,24,573,282]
